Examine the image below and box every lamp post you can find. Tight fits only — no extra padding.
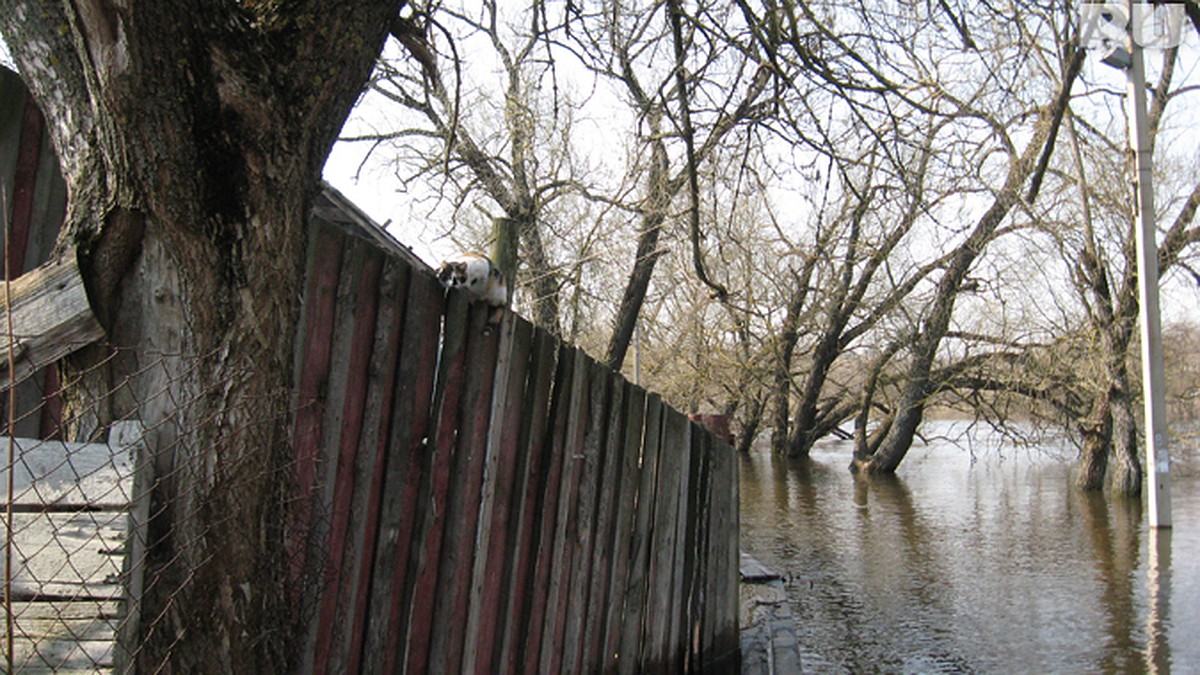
[1100,0,1173,528]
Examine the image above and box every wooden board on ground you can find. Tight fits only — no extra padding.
[7,600,120,672]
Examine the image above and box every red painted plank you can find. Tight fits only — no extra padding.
[539,350,591,674]
[494,328,558,675]
[7,90,43,278]
[518,345,578,673]
[682,424,713,670]
[562,360,612,672]
[468,317,534,675]
[582,375,628,668]
[367,270,443,674]
[601,384,648,671]
[644,408,690,670]
[288,225,346,593]
[618,394,664,674]
[403,291,471,674]
[429,304,502,675]
[312,248,383,674]
[344,261,410,675]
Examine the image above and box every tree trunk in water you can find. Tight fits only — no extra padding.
[1076,393,1113,491]
[856,48,1083,474]
[770,266,815,456]
[786,329,842,458]
[1109,384,1142,495]
[1,2,401,669]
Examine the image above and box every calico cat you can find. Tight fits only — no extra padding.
[436,252,507,333]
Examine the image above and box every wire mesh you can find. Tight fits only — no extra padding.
[0,343,187,673]
[2,354,151,672]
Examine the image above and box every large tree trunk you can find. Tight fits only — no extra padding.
[1,2,401,669]
[1076,392,1113,491]
[771,267,814,456]
[605,113,670,371]
[1109,373,1142,495]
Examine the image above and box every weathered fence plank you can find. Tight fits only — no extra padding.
[522,345,579,673]
[289,224,346,592]
[562,358,612,673]
[601,382,647,672]
[403,289,471,674]
[687,425,715,669]
[363,268,443,674]
[463,315,534,675]
[341,259,410,675]
[495,326,559,675]
[311,244,383,675]
[539,347,593,674]
[618,393,664,674]
[0,257,103,393]
[340,257,410,672]
[428,305,501,675]
[582,374,628,668]
[645,407,690,670]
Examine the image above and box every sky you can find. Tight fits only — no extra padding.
[2,19,1198,326]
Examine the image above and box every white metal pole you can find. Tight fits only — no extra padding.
[1125,1,1172,528]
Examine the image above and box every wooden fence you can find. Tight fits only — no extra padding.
[288,216,740,673]
[3,63,739,672]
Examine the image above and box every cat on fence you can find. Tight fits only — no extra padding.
[436,252,507,333]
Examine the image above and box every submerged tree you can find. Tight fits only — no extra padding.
[1056,42,1200,493]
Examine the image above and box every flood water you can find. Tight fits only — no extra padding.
[739,421,1200,673]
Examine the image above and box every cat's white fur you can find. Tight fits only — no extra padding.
[437,252,507,332]
[436,252,507,306]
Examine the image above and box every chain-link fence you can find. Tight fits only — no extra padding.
[2,347,154,673]
[1,340,309,674]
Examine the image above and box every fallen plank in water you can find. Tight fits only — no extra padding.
[739,551,802,675]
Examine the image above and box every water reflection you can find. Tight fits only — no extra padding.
[1146,528,1171,674]
[739,425,1199,673]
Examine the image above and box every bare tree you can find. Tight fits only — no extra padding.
[567,0,777,371]
[360,2,576,334]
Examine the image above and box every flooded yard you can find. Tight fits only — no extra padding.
[739,422,1200,673]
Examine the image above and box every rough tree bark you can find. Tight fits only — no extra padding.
[1,1,403,669]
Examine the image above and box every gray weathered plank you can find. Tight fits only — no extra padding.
[600,383,646,672]
[463,315,534,675]
[0,256,104,391]
[617,393,664,675]
[491,325,558,674]
[3,436,134,509]
[536,348,589,674]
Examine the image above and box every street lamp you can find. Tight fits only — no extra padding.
[1099,0,1173,528]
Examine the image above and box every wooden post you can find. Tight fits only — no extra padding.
[113,420,152,673]
[491,217,518,307]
